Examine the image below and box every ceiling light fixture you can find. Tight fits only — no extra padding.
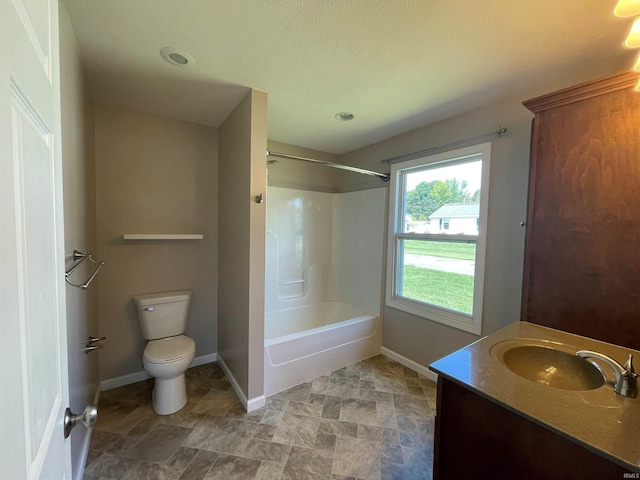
[625,17,640,47]
[614,0,640,17]
[335,112,355,121]
[613,0,640,90]
[160,47,196,67]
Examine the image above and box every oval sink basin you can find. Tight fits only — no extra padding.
[502,345,606,391]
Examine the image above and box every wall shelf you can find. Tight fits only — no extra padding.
[123,234,204,240]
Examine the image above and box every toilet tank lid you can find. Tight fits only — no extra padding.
[133,290,192,306]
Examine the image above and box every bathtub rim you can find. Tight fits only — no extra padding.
[264,312,377,346]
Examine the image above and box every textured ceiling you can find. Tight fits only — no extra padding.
[62,0,635,154]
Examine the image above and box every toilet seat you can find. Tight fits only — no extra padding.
[144,335,195,364]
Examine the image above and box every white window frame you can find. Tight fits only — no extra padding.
[385,142,491,335]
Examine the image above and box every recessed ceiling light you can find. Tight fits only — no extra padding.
[335,112,355,121]
[160,47,195,67]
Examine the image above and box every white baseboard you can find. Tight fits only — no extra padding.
[381,346,438,382]
[101,352,218,391]
[191,352,218,367]
[101,369,151,391]
[217,354,266,413]
[247,394,266,412]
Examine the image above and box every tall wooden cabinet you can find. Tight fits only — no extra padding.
[522,71,640,350]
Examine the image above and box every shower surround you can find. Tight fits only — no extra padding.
[264,186,385,395]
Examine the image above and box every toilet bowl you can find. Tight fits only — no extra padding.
[133,290,195,415]
[143,335,195,415]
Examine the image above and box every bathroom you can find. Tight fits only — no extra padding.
[3,1,639,479]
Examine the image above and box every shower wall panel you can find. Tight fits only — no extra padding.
[265,186,385,317]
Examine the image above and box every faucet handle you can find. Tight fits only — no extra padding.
[619,354,638,398]
[624,354,636,376]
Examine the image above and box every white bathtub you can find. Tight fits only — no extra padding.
[264,301,381,395]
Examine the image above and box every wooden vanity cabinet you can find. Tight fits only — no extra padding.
[433,377,628,479]
[521,71,640,350]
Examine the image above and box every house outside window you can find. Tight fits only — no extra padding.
[431,204,479,235]
[386,143,491,334]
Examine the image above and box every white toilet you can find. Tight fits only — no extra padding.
[133,290,196,415]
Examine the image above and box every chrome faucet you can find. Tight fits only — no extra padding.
[576,350,637,398]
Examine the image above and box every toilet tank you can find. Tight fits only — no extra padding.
[133,290,192,340]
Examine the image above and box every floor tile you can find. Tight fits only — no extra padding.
[379,443,403,465]
[197,428,253,456]
[358,424,400,444]
[321,395,342,419]
[177,449,218,480]
[260,409,284,426]
[93,399,143,435]
[339,398,377,424]
[281,446,334,480]
[204,454,261,480]
[87,357,434,480]
[314,432,336,452]
[166,446,199,470]
[285,400,323,418]
[243,438,290,464]
[253,422,278,441]
[270,382,312,402]
[272,412,320,448]
[127,423,193,463]
[121,460,182,480]
[191,390,243,417]
[255,461,285,480]
[392,394,432,420]
[89,430,121,452]
[84,452,140,479]
[333,436,381,480]
[108,417,158,456]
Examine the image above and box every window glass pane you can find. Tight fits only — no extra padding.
[386,143,489,334]
[397,239,475,314]
[402,160,482,234]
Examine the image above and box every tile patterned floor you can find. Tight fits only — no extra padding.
[83,355,436,480]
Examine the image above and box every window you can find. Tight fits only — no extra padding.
[386,143,491,334]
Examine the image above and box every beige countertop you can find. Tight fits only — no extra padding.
[429,321,640,472]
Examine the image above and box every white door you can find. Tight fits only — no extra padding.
[0,0,72,478]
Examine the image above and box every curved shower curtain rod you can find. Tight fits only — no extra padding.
[266,150,390,181]
[266,126,507,183]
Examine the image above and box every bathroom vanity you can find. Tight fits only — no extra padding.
[429,322,640,479]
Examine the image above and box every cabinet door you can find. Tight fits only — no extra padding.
[434,378,628,479]
[522,86,640,350]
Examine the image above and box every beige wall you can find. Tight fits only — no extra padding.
[94,104,218,381]
[218,89,268,404]
[59,3,98,476]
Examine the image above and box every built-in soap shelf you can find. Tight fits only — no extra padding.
[123,234,204,240]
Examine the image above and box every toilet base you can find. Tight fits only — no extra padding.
[152,372,187,415]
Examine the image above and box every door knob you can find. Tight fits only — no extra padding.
[64,404,98,438]
[85,344,103,354]
[87,336,106,344]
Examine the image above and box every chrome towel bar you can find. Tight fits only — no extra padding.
[65,250,104,290]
